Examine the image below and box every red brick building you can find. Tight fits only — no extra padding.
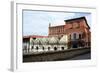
[48,17,91,48]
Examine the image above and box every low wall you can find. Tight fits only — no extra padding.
[23,47,91,62]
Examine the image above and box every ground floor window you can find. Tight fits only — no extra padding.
[31,46,34,49]
[42,47,45,50]
[61,47,64,50]
[36,46,39,50]
[48,47,50,50]
[54,47,57,51]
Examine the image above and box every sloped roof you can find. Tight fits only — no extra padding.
[49,37,59,44]
[41,38,49,44]
[59,35,68,44]
[34,38,42,44]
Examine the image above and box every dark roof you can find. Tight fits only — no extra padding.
[64,17,90,29]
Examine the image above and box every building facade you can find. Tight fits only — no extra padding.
[49,17,91,48]
[23,35,68,54]
[23,17,91,54]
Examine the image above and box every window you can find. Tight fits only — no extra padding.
[33,38,36,40]
[42,47,44,50]
[79,34,81,39]
[61,47,64,50]
[73,33,76,39]
[31,46,33,49]
[69,34,71,40]
[54,47,57,51]
[48,47,50,50]
[36,46,38,50]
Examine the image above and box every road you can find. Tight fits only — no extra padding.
[69,52,91,60]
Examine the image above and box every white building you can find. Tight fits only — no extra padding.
[23,35,68,54]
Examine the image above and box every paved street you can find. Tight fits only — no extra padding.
[69,52,91,60]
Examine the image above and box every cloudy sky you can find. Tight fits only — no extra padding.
[23,10,91,36]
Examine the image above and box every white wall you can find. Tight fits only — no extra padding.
[0,0,100,73]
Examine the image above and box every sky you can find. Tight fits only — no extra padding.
[23,10,91,36]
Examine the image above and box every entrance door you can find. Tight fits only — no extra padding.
[72,42,78,48]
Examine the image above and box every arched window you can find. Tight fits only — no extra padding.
[73,33,76,39]
[36,46,38,50]
[54,47,57,51]
[48,47,50,50]
[42,47,44,50]
[61,47,64,50]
